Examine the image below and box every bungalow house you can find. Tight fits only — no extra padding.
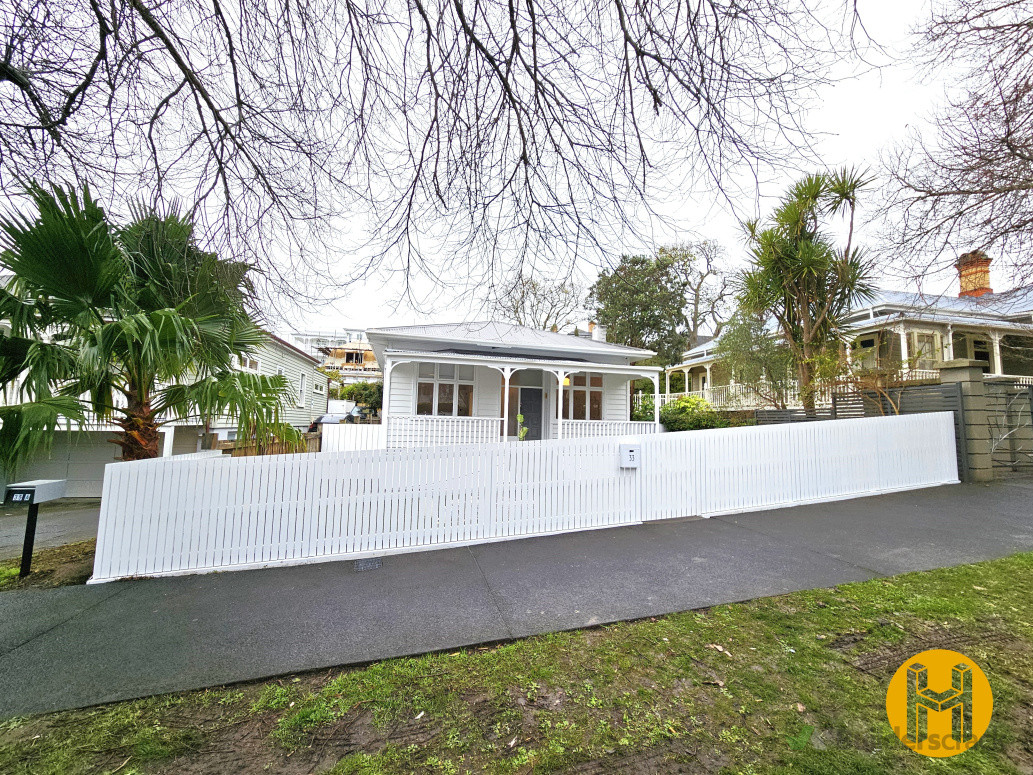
[662,251,1033,408]
[366,322,662,447]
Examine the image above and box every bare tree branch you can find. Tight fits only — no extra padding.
[881,0,1033,284]
[1,0,865,304]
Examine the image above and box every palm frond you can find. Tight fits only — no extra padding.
[0,397,87,476]
[157,371,302,452]
[0,184,124,320]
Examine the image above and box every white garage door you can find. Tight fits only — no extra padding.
[15,431,119,497]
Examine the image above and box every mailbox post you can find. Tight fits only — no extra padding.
[3,479,66,578]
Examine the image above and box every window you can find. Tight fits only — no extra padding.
[561,372,604,420]
[911,332,938,369]
[235,355,259,372]
[855,337,877,368]
[416,363,475,416]
[313,381,326,395]
[298,373,307,406]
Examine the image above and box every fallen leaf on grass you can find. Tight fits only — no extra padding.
[707,643,733,657]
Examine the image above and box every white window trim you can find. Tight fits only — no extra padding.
[235,355,260,373]
[414,363,476,417]
[297,372,307,407]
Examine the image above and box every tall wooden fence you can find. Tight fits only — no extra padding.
[91,413,958,582]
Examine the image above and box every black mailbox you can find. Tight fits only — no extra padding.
[3,479,67,578]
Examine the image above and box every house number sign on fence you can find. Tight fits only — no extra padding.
[619,443,641,469]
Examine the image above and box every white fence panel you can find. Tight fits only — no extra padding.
[556,420,660,439]
[321,423,386,452]
[92,413,958,582]
[386,415,503,448]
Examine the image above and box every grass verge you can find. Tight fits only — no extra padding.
[2,552,1032,774]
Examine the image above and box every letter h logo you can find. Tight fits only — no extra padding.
[906,661,974,745]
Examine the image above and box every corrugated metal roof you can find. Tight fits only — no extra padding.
[367,321,655,357]
[855,287,1033,318]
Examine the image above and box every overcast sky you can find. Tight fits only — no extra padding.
[280,0,968,337]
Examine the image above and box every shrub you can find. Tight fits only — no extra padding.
[631,395,655,422]
[342,380,383,412]
[659,395,727,432]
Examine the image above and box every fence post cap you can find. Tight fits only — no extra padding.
[935,359,987,386]
[935,358,985,369]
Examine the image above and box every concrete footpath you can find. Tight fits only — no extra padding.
[2,479,1032,717]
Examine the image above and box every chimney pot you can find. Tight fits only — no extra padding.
[957,250,993,298]
[588,321,596,333]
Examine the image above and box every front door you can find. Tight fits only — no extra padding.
[519,388,543,441]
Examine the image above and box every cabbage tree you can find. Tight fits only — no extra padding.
[738,169,876,410]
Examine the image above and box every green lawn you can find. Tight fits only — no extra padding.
[2,552,1032,774]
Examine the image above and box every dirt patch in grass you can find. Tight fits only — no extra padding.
[848,621,1020,677]
[0,539,96,592]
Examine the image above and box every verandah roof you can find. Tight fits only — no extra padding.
[381,348,661,380]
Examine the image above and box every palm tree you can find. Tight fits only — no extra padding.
[738,168,876,411]
[0,184,298,471]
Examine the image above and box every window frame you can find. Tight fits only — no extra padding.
[235,354,260,373]
[561,371,604,421]
[415,363,476,417]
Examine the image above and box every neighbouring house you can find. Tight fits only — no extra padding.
[290,329,383,385]
[660,251,1033,409]
[365,321,662,447]
[1,334,328,496]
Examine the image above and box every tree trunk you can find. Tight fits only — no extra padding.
[113,390,162,461]
[798,357,816,414]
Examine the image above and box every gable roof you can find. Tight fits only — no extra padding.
[366,321,654,360]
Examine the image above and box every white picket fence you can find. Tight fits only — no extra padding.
[321,423,386,452]
[91,413,958,582]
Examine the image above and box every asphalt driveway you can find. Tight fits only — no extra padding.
[0,499,100,559]
[1,479,1032,717]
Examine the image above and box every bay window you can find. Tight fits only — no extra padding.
[416,363,475,416]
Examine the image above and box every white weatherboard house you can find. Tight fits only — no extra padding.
[366,322,662,447]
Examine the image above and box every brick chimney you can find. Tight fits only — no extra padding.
[957,250,993,298]
[588,321,596,334]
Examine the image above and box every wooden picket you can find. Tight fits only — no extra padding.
[91,413,959,582]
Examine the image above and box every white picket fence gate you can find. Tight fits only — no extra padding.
[91,413,958,583]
